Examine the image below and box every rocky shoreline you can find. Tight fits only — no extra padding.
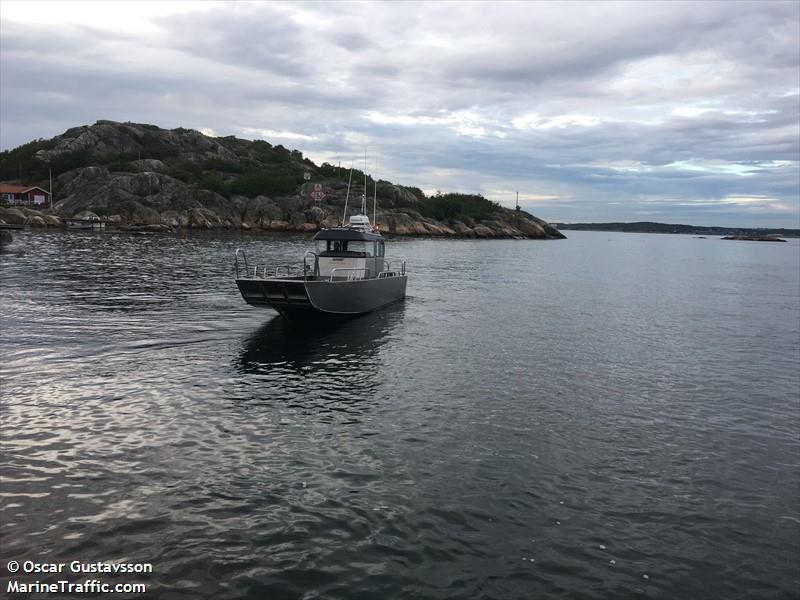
[721,234,787,242]
[0,186,565,240]
[1,120,566,240]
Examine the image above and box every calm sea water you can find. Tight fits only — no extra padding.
[1,229,798,599]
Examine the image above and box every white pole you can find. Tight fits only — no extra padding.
[49,168,53,209]
[363,150,367,215]
[373,158,378,229]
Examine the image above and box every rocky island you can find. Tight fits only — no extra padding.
[0,121,564,239]
[721,235,787,242]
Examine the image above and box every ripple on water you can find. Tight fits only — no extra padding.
[1,231,798,599]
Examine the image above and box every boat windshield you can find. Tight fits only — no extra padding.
[317,240,374,257]
[347,241,373,256]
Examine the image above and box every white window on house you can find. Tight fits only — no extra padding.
[33,194,46,205]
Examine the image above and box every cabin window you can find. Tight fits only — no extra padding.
[318,240,349,254]
[318,239,374,256]
[322,240,348,253]
[348,241,373,256]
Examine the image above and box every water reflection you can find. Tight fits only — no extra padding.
[238,302,405,374]
[234,304,405,414]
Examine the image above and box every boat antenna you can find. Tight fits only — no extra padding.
[362,149,367,215]
[342,166,354,225]
[373,158,378,230]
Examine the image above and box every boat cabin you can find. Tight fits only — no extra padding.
[313,215,386,280]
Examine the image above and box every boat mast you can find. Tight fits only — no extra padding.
[373,158,378,229]
[362,150,367,215]
[342,166,354,224]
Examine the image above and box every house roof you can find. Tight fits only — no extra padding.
[0,185,50,194]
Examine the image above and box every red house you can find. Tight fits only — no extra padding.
[0,185,51,207]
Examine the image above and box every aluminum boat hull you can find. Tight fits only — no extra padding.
[236,275,407,320]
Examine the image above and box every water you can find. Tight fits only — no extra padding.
[1,230,798,599]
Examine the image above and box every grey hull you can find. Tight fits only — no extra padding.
[305,276,407,314]
[236,276,407,320]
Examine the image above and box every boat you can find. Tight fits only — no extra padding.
[236,162,407,320]
[66,218,105,230]
[234,213,407,320]
[66,211,105,230]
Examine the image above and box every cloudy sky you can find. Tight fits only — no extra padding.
[1,1,798,226]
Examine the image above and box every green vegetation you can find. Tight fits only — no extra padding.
[139,144,178,161]
[0,138,57,181]
[319,163,374,187]
[202,158,245,173]
[50,149,95,176]
[228,170,297,198]
[197,173,228,197]
[420,192,501,223]
[108,160,134,173]
[165,160,203,182]
[406,187,426,201]
[318,162,345,179]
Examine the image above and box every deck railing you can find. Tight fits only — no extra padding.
[303,251,319,279]
[235,248,305,279]
[236,248,407,281]
[383,259,407,276]
[234,248,249,279]
[329,268,369,282]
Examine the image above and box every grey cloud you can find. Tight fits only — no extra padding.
[155,6,314,77]
[1,0,797,227]
[331,31,374,52]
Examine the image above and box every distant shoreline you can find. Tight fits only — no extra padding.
[554,222,799,237]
